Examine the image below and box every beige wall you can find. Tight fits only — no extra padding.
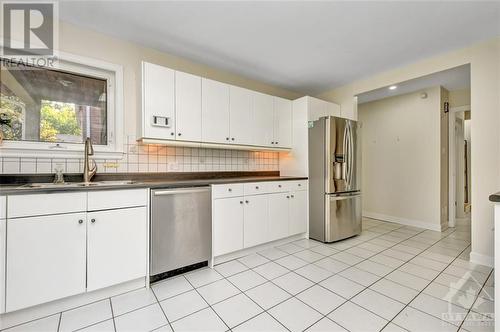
[317,38,500,266]
[58,21,301,140]
[359,88,442,230]
[449,89,471,108]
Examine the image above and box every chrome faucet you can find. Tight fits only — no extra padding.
[83,137,97,184]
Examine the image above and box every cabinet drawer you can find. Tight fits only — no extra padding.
[0,196,6,219]
[212,184,244,198]
[88,189,148,211]
[243,182,269,195]
[8,192,86,218]
[267,181,290,193]
[289,180,308,191]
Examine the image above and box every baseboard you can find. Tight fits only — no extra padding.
[0,278,146,330]
[214,233,307,265]
[469,251,494,268]
[363,211,442,232]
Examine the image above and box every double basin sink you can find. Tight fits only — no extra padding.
[19,180,138,189]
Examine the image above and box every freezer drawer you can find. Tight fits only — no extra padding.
[325,193,362,242]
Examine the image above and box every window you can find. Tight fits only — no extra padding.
[0,54,123,158]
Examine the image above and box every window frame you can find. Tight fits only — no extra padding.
[0,51,124,159]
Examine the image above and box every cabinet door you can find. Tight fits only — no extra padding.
[6,213,86,312]
[268,193,290,241]
[202,78,230,144]
[273,97,292,148]
[253,92,275,147]
[229,86,254,145]
[289,190,308,235]
[243,194,269,248]
[213,197,244,256]
[142,62,176,139]
[176,71,202,141]
[87,207,147,291]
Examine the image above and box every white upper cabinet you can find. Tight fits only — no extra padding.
[273,97,292,148]
[307,96,340,122]
[253,92,274,147]
[229,86,254,145]
[202,78,230,144]
[175,71,202,142]
[141,62,293,150]
[142,62,176,139]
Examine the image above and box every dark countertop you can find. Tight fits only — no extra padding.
[0,171,307,195]
[489,192,500,202]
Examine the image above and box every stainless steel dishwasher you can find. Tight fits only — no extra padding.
[150,186,211,281]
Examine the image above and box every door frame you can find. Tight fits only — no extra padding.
[448,105,470,228]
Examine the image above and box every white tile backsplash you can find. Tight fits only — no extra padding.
[0,135,280,174]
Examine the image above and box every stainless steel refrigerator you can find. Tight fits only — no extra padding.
[309,116,361,242]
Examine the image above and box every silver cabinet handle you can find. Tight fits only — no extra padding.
[78,219,83,224]
[91,218,96,223]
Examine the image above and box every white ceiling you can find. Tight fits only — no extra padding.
[357,64,471,104]
[59,1,500,95]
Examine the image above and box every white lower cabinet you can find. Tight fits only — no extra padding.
[243,194,269,248]
[213,197,244,256]
[268,193,290,241]
[289,190,308,235]
[6,213,87,312]
[87,207,147,291]
[3,189,148,313]
[213,181,308,257]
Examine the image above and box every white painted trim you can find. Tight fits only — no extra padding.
[0,49,124,159]
[469,251,494,268]
[0,278,145,330]
[363,211,442,232]
[214,233,307,265]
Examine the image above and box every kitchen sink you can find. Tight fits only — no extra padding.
[19,180,138,189]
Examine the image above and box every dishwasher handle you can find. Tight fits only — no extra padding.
[153,187,210,196]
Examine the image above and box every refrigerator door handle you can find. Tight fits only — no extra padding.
[345,121,351,188]
[348,121,354,188]
[342,122,348,181]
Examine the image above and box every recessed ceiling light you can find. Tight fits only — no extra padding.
[389,85,397,90]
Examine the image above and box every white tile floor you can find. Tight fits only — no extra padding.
[2,217,494,332]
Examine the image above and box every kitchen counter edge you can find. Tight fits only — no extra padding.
[0,176,308,195]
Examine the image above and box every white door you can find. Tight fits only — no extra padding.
[142,62,175,139]
[213,197,244,256]
[243,194,269,248]
[175,71,202,142]
[87,207,147,291]
[202,78,230,144]
[289,190,308,235]
[229,86,254,145]
[6,213,87,312]
[253,92,275,147]
[268,193,290,241]
[273,97,292,148]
